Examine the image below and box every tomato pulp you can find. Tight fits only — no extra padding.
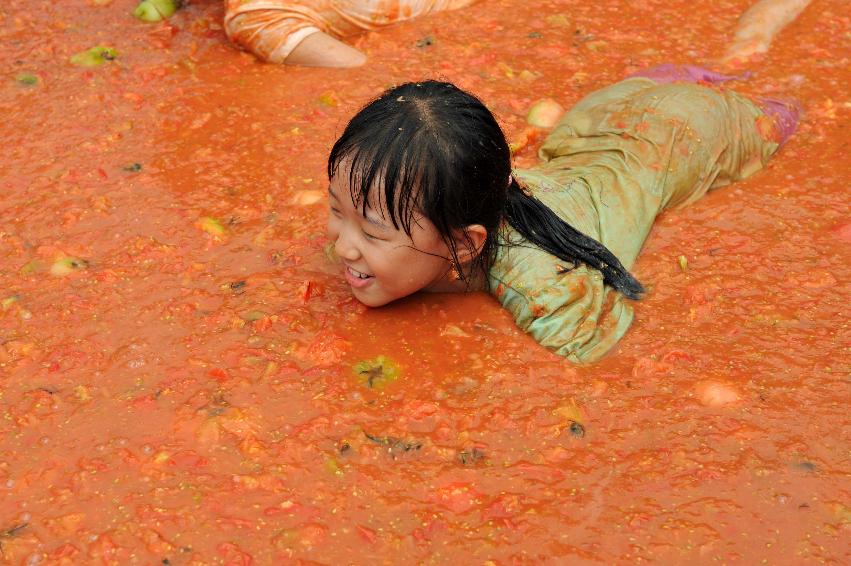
[0,0,848,563]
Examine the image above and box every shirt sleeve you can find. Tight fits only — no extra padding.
[490,225,634,364]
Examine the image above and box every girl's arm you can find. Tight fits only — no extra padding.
[284,31,366,67]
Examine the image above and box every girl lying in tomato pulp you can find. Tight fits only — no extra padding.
[326,67,799,362]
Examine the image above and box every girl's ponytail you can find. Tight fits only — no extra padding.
[504,179,645,300]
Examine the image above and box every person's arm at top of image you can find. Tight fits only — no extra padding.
[224,0,476,68]
[224,0,366,68]
[284,31,366,67]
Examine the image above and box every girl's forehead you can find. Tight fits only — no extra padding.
[333,162,395,211]
[331,155,433,233]
[329,168,391,222]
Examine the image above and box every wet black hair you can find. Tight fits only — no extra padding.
[327,80,644,300]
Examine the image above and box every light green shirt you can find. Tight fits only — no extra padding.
[488,78,779,363]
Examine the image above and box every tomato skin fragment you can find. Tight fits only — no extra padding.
[49,543,81,561]
[832,221,851,242]
[481,494,521,522]
[299,280,314,302]
[129,394,157,411]
[428,482,480,514]
[216,542,254,566]
[661,349,694,363]
[148,23,178,48]
[356,524,378,545]
[627,512,652,529]
[508,126,539,156]
[411,519,445,543]
[208,367,229,382]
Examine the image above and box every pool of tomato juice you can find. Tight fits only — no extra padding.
[0,0,848,564]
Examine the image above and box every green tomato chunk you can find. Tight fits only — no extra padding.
[70,46,118,67]
[133,0,181,22]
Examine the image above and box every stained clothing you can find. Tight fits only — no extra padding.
[488,75,795,363]
[224,0,474,63]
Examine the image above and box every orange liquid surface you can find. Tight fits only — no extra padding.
[0,0,848,564]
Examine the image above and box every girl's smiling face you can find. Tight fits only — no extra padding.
[326,173,455,307]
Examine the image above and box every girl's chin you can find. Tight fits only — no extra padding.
[350,286,390,308]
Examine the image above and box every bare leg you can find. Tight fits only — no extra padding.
[626,62,801,146]
[628,0,810,145]
[722,0,813,65]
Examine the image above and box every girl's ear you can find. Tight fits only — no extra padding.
[452,224,488,264]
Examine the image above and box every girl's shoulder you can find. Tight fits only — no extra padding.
[487,231,633,363]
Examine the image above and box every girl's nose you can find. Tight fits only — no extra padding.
[334,230,360,261]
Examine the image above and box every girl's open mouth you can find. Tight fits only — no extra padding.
[345,265,374,288]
